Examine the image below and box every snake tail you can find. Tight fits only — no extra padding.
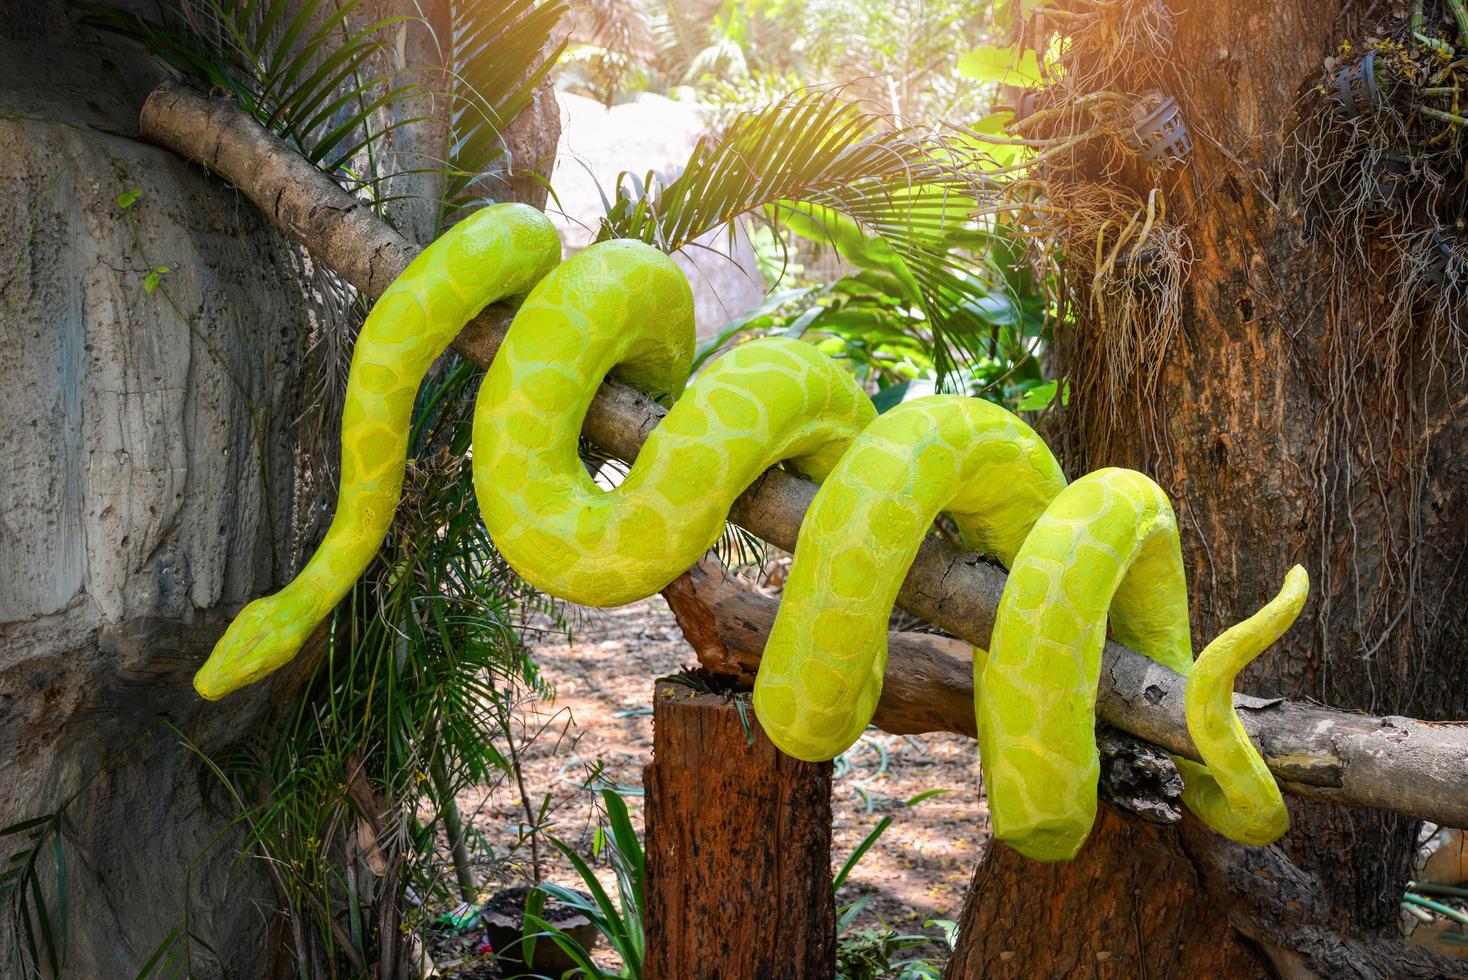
[755,410,1306,863]
[1176,564,1308,846]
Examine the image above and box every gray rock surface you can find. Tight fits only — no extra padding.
[0,4,328,975]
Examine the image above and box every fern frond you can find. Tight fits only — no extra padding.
[600,90,1004,382]
[83,0,410,172]
[443,0,569,215]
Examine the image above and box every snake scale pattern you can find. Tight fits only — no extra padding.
[195,203,1308,861]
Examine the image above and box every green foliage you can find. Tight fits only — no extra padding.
[566,0,986,126]
[699,67,806,129]
[142,264,170,292]
[599,90,1040,386]
[443,0,569,219]
[83,0,413,172]
[833,788,949,894]
[2,813,68,978]
[802,0,991,124]
[526,789,646,979]
[555,0,1061,407]
[956,44,1044,86]
[560,0,661,105]
[1,726,166,978]
[88,0,568,220]
[832,789,955,980]
[710,204,1051,408]
[1015,378,1067,412]
[190,357,566,976]
[835,919,954,980]
[562,0,804,104]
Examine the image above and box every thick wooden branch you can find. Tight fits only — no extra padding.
[140,81,1468,829]
[661,561,979,741]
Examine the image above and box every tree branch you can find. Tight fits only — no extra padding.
[139,80,1468,830]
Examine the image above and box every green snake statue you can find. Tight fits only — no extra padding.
[194,203,1307,861]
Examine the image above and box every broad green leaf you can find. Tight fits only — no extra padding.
[964,290,1021,327]
[957,44,1043,86]
[870,380,915,413]
[1016,378,1069,411]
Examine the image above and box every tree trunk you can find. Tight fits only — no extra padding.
[950,0,1468,975]
[643,679,836,979]
[946,806,1273,978]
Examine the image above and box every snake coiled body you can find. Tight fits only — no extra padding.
[196,204,1307,861]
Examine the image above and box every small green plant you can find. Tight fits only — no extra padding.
[834,788,950,894]
[1,725,166,978]
[525,789,646,979]
[2,806,70,978]
[833,789,954,980]
[142,264,169,292]
[835,918,955,980]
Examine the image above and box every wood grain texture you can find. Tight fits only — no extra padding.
[643,680,835,979]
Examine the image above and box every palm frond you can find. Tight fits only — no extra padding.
[598,90,1006,382]
[443,0,569,216]
[643,0,721,83]
[557,0,658,105]
[570,0,657,63]
[83,0,412,173]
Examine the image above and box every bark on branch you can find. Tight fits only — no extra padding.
[140,80,1468,830]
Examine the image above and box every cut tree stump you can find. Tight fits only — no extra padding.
[943,805,1272,979]
[643,679,836,979]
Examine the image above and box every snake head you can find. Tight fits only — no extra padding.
[193,596,310,700]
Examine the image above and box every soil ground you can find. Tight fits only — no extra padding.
[458,597,988,973]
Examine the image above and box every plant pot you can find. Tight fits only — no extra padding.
[1328,49,1381,117]
[481,885,601,977]
[1125,94,1193,167]
[1011,87,1045,123]
[1371,153,1414,209]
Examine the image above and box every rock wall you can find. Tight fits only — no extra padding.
[0,3,327,974]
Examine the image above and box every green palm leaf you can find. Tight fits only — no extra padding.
[443,0,569,216]
[598,90,1005,383]
[83,0,413,173]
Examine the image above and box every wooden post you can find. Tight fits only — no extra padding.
[643,679,836,979]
